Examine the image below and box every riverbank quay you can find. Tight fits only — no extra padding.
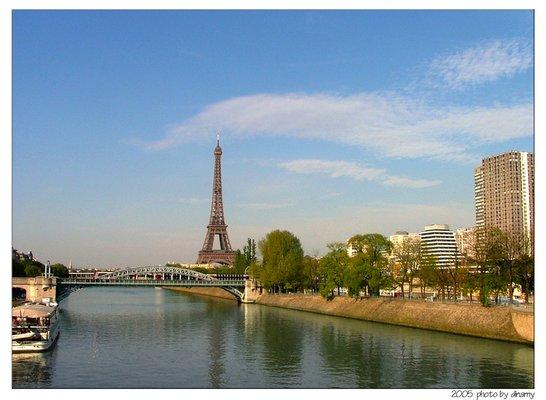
[165,287,533,344]
[164,286,237,301]
[255,293,533,345]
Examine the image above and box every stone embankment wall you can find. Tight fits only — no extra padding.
[165,287,237,301]
[255,294,534,344]
[12,276,57,303]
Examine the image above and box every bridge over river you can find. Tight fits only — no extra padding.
[17,266,257,303]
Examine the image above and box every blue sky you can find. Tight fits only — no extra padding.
[12,10,533,267]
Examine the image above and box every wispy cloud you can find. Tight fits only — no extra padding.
[142,92,531,163]
[238,202,292,210]
[279,159,385,181]
[382,175,441,189]
[324,191,343,198]
[428,39,532,89]
[179,197,209,204]
[279,159,441,189]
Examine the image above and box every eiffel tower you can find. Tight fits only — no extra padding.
[197,134,236,265]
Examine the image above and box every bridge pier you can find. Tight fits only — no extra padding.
[240,279,260,303]
[12,276,57,303]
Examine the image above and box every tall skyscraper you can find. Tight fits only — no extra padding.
[474,151,534,246]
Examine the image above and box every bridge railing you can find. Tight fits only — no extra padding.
[59,279,246,287]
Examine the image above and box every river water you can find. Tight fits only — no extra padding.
[12,287,534,389]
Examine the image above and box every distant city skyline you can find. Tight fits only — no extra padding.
[12,10,533,267]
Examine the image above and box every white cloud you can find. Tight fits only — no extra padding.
[238,202,292,210]
[279,159,441,189]
[429,39,532,89]
[144,92,532,163]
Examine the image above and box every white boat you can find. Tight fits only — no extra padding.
[12,303,60,353]
[12,331,40,340]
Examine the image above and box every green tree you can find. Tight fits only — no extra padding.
[51,263,70,278]
[248,260,262,281]
[514,254,533,303]
[446,251,467,301]
[302,255,320,293]
[24,264,42,277]
[347,234,393,296]
[469,226,505,306]
[345,254,367,298]
[233,238,257,274]
[12,259,26,277]
[487,262,509,304]
[233,250,246,273]
[348,234,393,263]
[435,267,451,301]
[418,254,437,299]
[244,238,257,265]
[498,230,533,303]
[319,242,349,299]
[460,268,479,303]
[258,230,304,293]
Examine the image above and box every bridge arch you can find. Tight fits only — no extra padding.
[12,286,27,300]
[98,266,218,281]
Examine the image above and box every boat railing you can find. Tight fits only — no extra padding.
[13,325,51,329]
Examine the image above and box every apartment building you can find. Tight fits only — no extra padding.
[474,151,534,246]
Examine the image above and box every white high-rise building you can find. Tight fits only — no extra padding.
[420,224,458,267]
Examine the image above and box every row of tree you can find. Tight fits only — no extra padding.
[391,226,534,305]
[12,257,69,278]
[246,230,392,296]
[241,227,534,306]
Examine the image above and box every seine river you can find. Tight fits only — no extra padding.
[12,287,534,389]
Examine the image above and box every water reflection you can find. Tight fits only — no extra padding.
[12,287,533,389]
[203,299,230,388]
[258,307,304,387]
[319,324,384,387]
[242,304,533,389]
[12,352,54,388]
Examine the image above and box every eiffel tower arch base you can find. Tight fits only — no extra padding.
[197,250,235,265]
